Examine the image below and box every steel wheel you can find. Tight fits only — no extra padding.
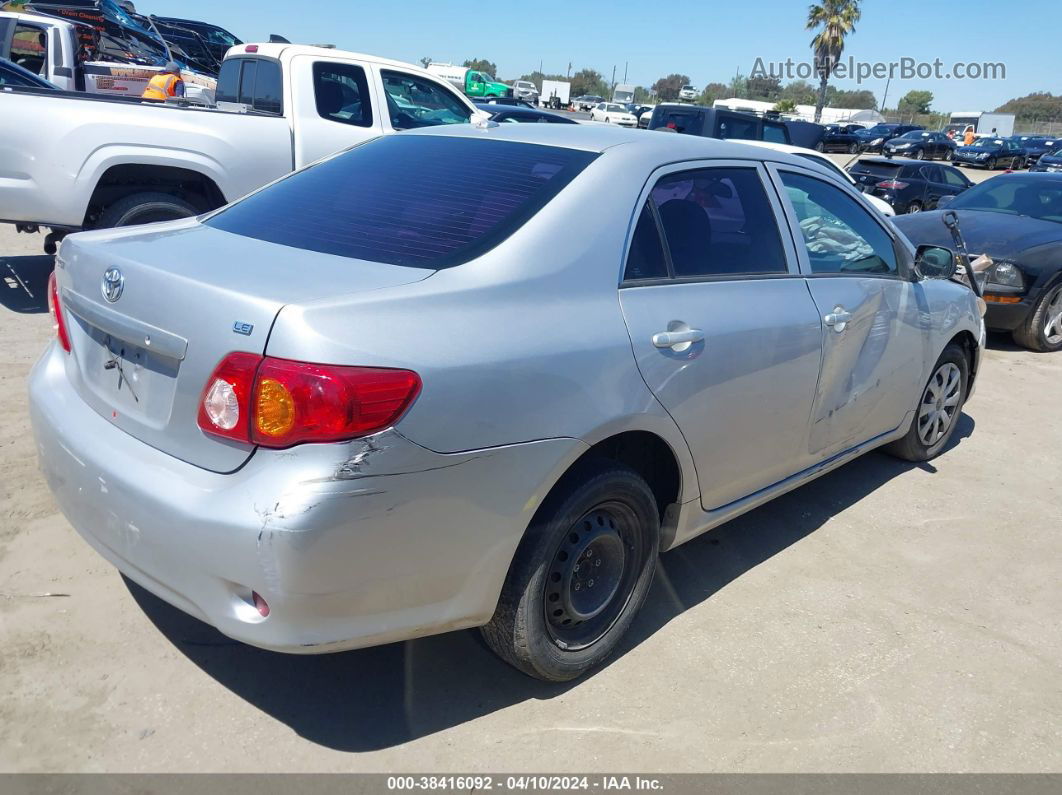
[944,149,953,160]
[917,362,962,446]
[913,149,924,160]
[1044,288,1062,345]
[543,501,643,651]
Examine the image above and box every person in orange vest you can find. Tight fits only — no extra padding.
[142,62,185,101]
[963,126,976,146]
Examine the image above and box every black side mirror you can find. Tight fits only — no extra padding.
[915,244,958,280]
[937,195,955,208]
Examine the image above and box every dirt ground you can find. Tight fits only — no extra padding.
[0,222,1059,773]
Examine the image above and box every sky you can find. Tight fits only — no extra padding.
[170,0,1056,112]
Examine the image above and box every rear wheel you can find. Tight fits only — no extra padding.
[886,344,969,462]
[480,460,659,681]
[1012,283,1062,352]
[907,201,923,214]
[913,148,924,160]
[848,142,859,154]
[98,191,198,229]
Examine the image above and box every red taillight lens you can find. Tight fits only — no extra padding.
[875,180,909,190]
[197,354,421,448]
[47,271,71,353]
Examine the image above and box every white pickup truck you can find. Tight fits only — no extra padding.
[0,42,480,251]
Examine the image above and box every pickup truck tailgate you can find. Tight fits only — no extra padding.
[55,219,432,473]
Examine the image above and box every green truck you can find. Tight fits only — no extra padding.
[425,62,512,98]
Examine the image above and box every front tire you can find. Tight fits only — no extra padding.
[98,191,198,229]
[913,148,924,160]
[848,142,859,154]
[480,460,660,682]
[1012,283,1062,352]
[885,344,969,462]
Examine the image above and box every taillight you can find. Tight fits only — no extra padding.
[876,180,909,190]
[197,354,421,448]
[47,271,71,353]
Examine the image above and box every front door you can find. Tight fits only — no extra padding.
[618,162,823,510]
[770,167,924,461]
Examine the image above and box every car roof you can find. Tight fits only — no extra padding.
[856,156,936,165]
[402,123,842,173]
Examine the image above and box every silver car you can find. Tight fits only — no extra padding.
[31,125,985,681]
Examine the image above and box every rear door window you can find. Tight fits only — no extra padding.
[205,136,596,268]
[942,168,968,188]
[313,61,371,127]
[623,203,669,281]
[649,167,787,278]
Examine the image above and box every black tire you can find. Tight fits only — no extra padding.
[815,141,825,152]
[913,148,924,160]
[885,343,969,462]
[943,149,953,161]
[480,459,660,682]
[906,201,923,214]
[986,157,997,170]
[1012,283,1062,352]
[848,142,859,154]
[98,191,199,229]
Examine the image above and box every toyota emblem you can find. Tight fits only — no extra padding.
[101,268,124,303]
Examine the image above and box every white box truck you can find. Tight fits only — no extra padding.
[539,79,570,109]
[612,83,635,104]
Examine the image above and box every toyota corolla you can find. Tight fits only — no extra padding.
[32,125,985,681]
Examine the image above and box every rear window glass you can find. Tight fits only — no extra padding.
[655,110,703,135]
[851,161,902,178]
[205,136,597,269]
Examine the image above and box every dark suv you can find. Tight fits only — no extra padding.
[847,157,973,214]
[648,105,825,149]
[856,123,925,153]
[882,130,957,161]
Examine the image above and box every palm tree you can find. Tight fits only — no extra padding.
[806,0,861,123]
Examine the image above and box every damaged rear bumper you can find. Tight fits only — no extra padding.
[29,343,586,653]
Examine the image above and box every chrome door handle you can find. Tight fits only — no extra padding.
[652,328,704,349]
[823,307,851,333]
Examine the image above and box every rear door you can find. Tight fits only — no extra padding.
[768,166,924,461]
[618,161,824,510]
[289,55,381,167]
[918,164,947,208]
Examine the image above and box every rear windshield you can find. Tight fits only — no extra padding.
[850,161,902,177]
[654,110,703,135]
[205,136,597,268]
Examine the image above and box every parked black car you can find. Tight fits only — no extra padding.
[1030,148,1062,173]
[647,105,825,148]
[952,137,1025,169]
[847,157,973,214]
[474,102,576,124]
[153,16,242,63]
[819,123,865,153]
[855,123,924,152]
[1010,136,1059,166]
[893,173,1062,351]
[882,130,957,161]
[0,56,58,89]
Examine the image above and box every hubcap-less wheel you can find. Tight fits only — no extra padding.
[1044,288,1062,345]
[545,503,640,650]
[907,202,922,214]
[914,149,924,159]
[917,363,962,446]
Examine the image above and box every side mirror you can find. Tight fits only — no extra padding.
[915,244,958,280]
[937,195,955,208]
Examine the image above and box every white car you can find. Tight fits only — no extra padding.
[678,85,697,102]
[590,102,638,126]
[737,140,896,217]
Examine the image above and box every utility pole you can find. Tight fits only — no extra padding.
[623,61,628,83]
[880,77,891,113]
[611,64,616,95]
[567,61,572,79]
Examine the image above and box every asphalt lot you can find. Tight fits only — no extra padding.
[1,198,1059,771]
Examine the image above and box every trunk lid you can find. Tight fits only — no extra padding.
[56,219,432,473]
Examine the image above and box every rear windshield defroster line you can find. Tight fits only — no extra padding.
[205,136,598,269]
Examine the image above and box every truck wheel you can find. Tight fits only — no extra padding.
[885,343,969,462]
[480,459,659,682]
[98,192,199,229]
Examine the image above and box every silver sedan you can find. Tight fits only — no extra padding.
[31,125,985,681]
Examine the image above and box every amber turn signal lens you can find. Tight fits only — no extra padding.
[255,378,296,437]
[983,294,1021,304]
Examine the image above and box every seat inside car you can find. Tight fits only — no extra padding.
[658,199,712,277]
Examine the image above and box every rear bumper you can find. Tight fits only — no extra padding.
[30,343,585,653]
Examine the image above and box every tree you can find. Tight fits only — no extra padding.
[463,58,498,78]
[419,56,432,69]
[773,99,797,113]
[699,82,728,106]
[806,0,862,123]
[746,75,782,102]
[570,69,609,99]
[779,80,818,105]
[898,90,933,114]
[995,92,1062,124]
[828,88,877,108]
[728,74,747,99]
[651,74,691,102]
